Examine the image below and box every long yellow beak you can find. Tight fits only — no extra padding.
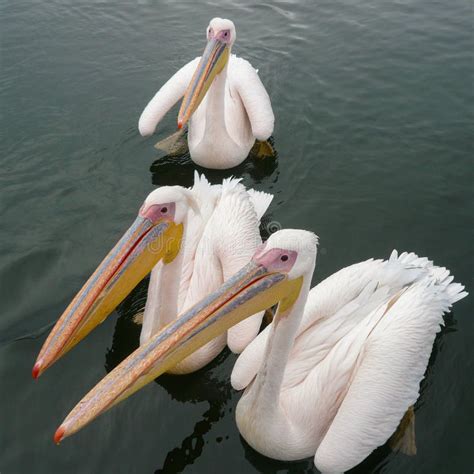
[177,37,230,129]
[33,212,183,379]
[54,261,303,443]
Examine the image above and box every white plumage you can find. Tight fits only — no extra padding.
[51,230,467,450]
[231,230,467,472]
[139,18,274,169]
[141,172,273,373]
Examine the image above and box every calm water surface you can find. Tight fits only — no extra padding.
[1,1,472,473]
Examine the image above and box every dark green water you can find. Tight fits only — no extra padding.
[1,1,472,473]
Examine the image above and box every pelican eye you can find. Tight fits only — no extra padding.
[220,30,231,41]
[281,255,289,262]
[161,206,168,214]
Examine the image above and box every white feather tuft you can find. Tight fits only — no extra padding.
[220,175,244,194]
[247,189,273,221]
[192,171,210,190]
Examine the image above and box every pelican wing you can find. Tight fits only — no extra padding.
[138,57,200,136]
[231,323,271,390]
[281,251,451,388]
[213,179,272,353]
[230,258,392,392]
[177,177,273,355]
[231,57,274,140]
[313,275,464,473]
[276,251,466,472]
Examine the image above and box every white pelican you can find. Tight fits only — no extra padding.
[54,229,466,474]
[32,173,272,378]
[138,17,275,169]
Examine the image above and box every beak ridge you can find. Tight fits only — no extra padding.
[33,217,183,378]
[177,38,230,128]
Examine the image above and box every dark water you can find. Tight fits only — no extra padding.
[1,1,472,473]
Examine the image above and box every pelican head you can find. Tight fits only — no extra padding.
[177,18,236,129]
[32,186,199,379]
[54,230,318,442]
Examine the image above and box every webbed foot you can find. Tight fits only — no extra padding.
[154,128,189,156]
[389,405,417,455]
[250,138,276,160]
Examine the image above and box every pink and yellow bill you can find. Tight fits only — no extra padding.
[54,260,303,443]
[33,209,183,379]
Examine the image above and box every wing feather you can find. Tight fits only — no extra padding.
[211,184,268,353]
[246,188,273,221]
[231,324,271,390]
[138,57,200,136]
[314,283,451,473]
[231,57,274,140]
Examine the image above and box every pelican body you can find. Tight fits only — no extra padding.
[139,18,274,169]
[54,229,466,474]
[230,234,467,471]
[33,173,272,378]
[140,173,273,373]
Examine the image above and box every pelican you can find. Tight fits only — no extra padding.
[32,173,272,378]
[53,229,466,474]
[138,18,275,169]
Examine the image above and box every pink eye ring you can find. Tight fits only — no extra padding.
[254,247,298,273]
[218,29,231,41]
[139,202,176,223]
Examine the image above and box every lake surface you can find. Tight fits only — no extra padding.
[1,1,472,473]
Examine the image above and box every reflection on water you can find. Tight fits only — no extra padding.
[104,278,148,372]
[105,279,233,473]
[154,350,232,474]
[417,313,458,405]
[240,435,316,473]
[149,137,279,188]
